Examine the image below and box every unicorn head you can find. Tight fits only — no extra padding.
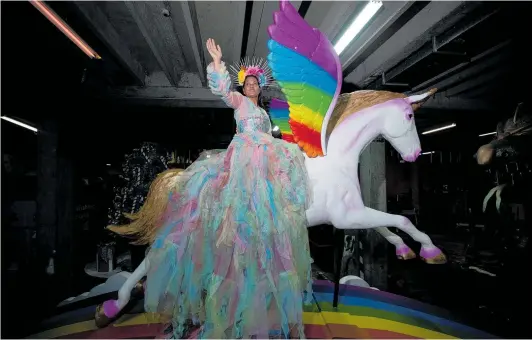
[326,89,437,163]
[381,90,436,162]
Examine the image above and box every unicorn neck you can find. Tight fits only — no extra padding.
[326,111,381,172]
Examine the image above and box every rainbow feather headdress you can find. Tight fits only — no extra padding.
[229,57,274,88]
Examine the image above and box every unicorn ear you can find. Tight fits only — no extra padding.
[513,102,525,123]
[407,88,437,104]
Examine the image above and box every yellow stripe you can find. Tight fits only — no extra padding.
[302,312,326,325]
[30,311,456,339]
[29,313,164,339]
[320,312,457,339]
[286,102,323,132]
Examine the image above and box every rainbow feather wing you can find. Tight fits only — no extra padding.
[267,0,342,157]
[270,98,295,143]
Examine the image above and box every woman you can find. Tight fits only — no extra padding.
[142,39,314,339]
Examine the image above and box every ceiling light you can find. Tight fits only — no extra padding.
[334,1,383,55]
[1,116,38,133]
[421,151,435,155]
[479,131,496,137]
[422,123,456,135]
[30,0,101,59]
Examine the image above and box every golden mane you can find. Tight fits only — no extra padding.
[325,90,407,141]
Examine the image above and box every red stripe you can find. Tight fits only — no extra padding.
[282,134,295,143]
[365,329,420,339]
[289,119,322,155]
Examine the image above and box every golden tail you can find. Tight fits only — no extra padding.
[107,168,185,245]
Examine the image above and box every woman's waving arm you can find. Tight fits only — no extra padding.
[206,38,243,109]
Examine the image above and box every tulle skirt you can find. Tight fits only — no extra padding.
[144,131,313,339]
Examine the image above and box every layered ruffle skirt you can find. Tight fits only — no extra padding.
[144,131,313,339]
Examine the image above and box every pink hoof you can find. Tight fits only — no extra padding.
[102,299,120,318]
[396,245,416,260]
[420,247,447,264]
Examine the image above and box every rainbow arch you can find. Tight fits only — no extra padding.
[29,281,495,339]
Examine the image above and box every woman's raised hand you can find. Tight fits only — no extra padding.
[206,38,222,65]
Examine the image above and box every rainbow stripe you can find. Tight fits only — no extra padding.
[30,281,495,339]
[267,0,342,158]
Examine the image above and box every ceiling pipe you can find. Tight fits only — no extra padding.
[370,7,500,89]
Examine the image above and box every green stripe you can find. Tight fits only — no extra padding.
[319,302,450,335]
[278,81,332,115]
[304,301,321,313]
[274,120,291,132]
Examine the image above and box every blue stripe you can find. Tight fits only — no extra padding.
[269,108,290,120]
[314,292,492,338]
[267,40,337,97]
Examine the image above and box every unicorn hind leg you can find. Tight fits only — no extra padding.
[95,258,149,328]
[332,207,446,264]
[374,227,417,260]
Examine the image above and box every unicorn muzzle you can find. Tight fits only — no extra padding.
[402,148,421,162]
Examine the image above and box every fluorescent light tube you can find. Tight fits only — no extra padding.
[421,151,435,155]
[30,0,101,59]
[479,131,496,137]
[334,1,383,55]
[1,116,38,133]
[422,123,456,135]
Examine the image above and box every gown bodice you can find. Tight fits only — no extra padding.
[234,99,272,134]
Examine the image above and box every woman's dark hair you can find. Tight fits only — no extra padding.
[238,75,268,111]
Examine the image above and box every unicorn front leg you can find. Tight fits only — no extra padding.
[95,258,149,328]
[331,207,447,264]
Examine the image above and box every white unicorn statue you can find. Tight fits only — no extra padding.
[94,0,446,328]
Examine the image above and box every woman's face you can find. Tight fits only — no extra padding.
[243,76,260,98]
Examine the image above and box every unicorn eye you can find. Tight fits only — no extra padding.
[406,113,413,121]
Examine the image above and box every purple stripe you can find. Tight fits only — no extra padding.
[270,98,289,109]
[268,1,339,80]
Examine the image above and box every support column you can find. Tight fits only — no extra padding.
[37,122,58,273]
[358,139,388,290]
[411,162,420,212]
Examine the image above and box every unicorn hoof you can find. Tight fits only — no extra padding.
[420,247,447,264]
[396,245,416,260]
[95,299,120,328]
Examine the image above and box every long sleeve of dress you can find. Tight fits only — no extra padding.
[207,61,243,110]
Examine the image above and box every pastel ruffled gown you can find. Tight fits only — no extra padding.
[144,61,314,339]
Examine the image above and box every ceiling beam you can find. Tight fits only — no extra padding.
[410,39,512,93]
[196,2,247,66]
[124,1,186,87]
[99,86,285,109]
[245,1,302,59]
[418,47,513,94]
[176,1,206,86]
[73,2,146,86]
[338,1,416,70]
[371,7,500,89]
[304,1,360,41]
[344,1,469,87]
[444,67,511,98]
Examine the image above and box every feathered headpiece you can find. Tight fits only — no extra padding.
[229,56,274,88]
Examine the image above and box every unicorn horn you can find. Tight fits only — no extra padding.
[408,88,438,111]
